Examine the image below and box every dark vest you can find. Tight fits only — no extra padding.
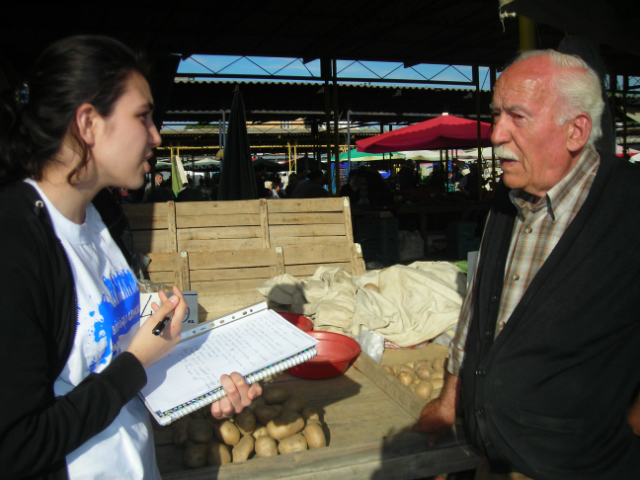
[462,152,640,480]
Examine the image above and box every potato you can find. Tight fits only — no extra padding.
[416,366,433,381]
[263,386,291,405]
[430,377,444,390]
[431,370,445,380]
[283,395,306,413]
[272,405,284,416]
[301,407,320,423]
[278,433,308,454]
[254,405,281,425]
[255,435,279,458]
[172,421,190,447]
[232,434,255,463]
[214,420,241,446]
[382,365,395,375]
[207,442,232,466]
[248,395,266,410]
[235,408,256,435]
[364,283,379,293]
[266,411,305,440]
[404,361,415,369]
[413,359,431,370]
[302,423,326,449]
[187,419,214,444]
[252,423,269,439]
[397,371,415,386]
[183,443,208,469]
[415,381,434,400]
[413,376,421,384]
[432,356,447,371]
[396,364,415,375]
[430,387,442,401]
[190,408,206,419]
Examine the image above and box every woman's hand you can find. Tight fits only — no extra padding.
[211,372,263,419]
[126,286,187,369]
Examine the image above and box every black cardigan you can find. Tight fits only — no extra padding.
[0,182,146,480]
[462,151,640,479]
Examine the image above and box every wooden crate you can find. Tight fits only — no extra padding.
[154,347,480,480]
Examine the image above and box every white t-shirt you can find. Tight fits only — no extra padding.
[25,180,159,480]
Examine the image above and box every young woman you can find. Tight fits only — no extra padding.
[0,36,261,479]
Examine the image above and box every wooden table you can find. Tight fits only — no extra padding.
[156,347,480,480]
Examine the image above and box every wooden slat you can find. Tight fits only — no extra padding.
[351,243,366,276]
[175,200,261,216]
[342,197,355,244]
[270,224,346,238]
[189,248,278,270]
[192,279,267,294]
[270,236,347,247]
[177,226,261,241]
[179,251,190,291]
[189,266,273,282]
[176,214,261,229]
[275,247,285,276]
[122,203,168,218]
[179,237,264,252]
[283,244,351,265]
[126,216,168,231]
[198,291,268,321]
[148,272,175,285]
[266,197,345,213]
[132,231,171,253]
[146,252,183,272]
[167,201,178,252]
[260,198,271,248]
[268,212,346,225]
[285,262,352,277]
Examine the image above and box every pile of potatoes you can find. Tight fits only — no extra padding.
[382,355,447,402]
[173,385,328,469]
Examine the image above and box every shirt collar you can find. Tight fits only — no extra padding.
[509,146,600,221]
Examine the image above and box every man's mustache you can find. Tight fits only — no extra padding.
[494,145,520,161]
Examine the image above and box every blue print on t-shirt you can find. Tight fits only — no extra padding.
[90,270,140,371]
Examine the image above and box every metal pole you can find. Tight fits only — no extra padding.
[322,58,332,182]
[623,75,628,158]
[347,109,351,178]
[294,141,298,172]
[332,58,340,193]
[519,16,536,51]
[473,65,483,200]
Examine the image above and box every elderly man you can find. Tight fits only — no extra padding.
[418,50,640,480]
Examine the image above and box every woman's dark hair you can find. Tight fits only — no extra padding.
[0,35,147,186]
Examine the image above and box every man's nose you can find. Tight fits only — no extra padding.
[491,115,510,146]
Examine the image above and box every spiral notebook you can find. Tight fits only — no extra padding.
[138,302,318,425]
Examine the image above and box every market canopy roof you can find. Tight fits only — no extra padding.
[332,149,406,162]
[356,115,493,153]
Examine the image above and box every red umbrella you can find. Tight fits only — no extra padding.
[356,115,493,153]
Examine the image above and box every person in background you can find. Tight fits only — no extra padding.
[418,49,640,480]
[398,159,419,193]
[291,170,328,198]
[142,171,163,201]
[0,35,261,480]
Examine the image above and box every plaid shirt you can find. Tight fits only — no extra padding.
[449,147,600,376]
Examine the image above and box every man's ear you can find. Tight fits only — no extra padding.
[75,103,99,146]
[567,113,592,153]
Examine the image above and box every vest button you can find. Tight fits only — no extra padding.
[491,295,498,303]
[484,440,492,447]
[485,331,492,338]
[476,370,485,376]
[476,409,485,416]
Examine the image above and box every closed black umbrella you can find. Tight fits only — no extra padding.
[218,91,258,200]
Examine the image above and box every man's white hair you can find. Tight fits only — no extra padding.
[511,50,605,147]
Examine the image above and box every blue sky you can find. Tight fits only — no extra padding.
[178,55,493,90]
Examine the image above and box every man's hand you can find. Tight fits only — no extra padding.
[416,372,460,447]
[628,392,640,436]
[210,373,262,419]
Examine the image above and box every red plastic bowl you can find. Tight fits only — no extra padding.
[288,331,361,379]
[276,312,314,332]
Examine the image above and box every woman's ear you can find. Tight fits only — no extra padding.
[75,103,99,146]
